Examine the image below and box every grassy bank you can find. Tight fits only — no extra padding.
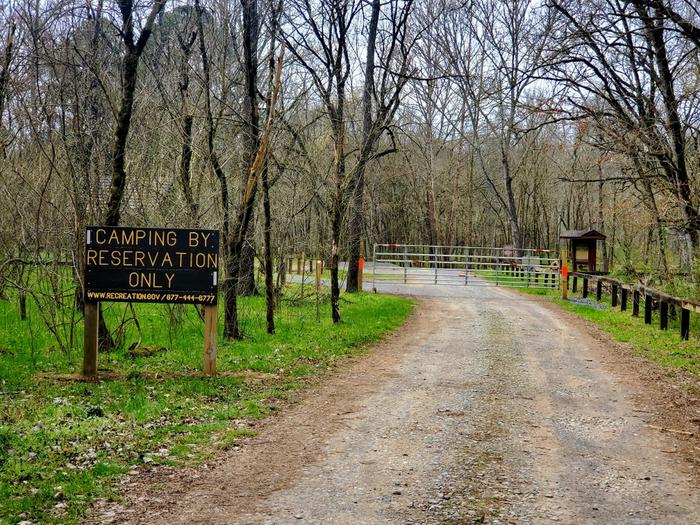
[0,287,413,524]
[518,287,700,377]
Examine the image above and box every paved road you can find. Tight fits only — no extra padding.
[93,282,700,524]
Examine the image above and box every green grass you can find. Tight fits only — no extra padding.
[0,285,413,524]
[516,286,700,376]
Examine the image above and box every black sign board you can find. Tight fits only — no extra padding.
[85,226,219,304]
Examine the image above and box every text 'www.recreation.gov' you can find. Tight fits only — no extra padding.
[86,291,216,303]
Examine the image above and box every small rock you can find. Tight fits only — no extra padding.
[392,490,402,495]
[294,514,303,520]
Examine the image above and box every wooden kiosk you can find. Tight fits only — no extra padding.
[559,229,607,273]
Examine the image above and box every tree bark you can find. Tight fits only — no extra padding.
[236,0,261,297]
[262,0,282,335]
[103,0,167,227]
[346,0,380,293]
[639,5,700,250]
[0,18,16,158]
[100,0,166,351]
[178,28,198,225]
[224,0,260,338]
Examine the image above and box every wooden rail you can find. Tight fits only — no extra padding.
[568,272,696,340]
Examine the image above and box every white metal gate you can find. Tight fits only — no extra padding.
[372,244,560,289]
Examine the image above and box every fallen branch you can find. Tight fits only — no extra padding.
[646,423,694,436]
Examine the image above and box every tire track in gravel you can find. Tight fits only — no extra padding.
[90,284,700,525]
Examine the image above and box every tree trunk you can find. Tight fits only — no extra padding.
[178,29,198,224]
[262,0,282,334]
[501,149,522,254]
[100,0,166,351]
[330,118,345,324]
[236,0,261,297]
[224,0,260,337]
[0,18,16,158]
[346,0,380,293]
[262,162,275,334]
[638,5,699,252]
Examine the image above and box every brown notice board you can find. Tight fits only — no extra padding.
[85,226,219,304]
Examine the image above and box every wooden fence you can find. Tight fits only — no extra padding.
[568,272,698,340]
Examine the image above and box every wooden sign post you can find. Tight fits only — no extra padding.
[203,304,218,375]
[82,302,99,377]
[83,226,220,378]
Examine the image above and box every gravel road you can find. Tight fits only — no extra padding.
[92,282,700,525]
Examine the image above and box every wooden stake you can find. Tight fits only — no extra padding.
[316,259,322,291]
[82,301,99,377]
[681,308,690,340]
[660,302,669,330]
[644,294,653,324]
[621,288,628,311]
[203,304,217,375]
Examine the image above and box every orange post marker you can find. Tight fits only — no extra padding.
[560,251,568,300]
[358,257,364,290]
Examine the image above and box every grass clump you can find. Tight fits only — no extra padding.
[0,286,413,524]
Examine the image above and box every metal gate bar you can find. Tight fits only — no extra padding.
[372,243,560,289]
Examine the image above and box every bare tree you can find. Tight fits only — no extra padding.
[284,0,361,322]
[346,0,415,292]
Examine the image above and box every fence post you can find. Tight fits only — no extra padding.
[434,246,439,284]
[596,280,602,301]
[644,294,653,324]
[403,245,408,284]
[611,284,618,307]
[660,302,669,330]
[633,290,640,317]
[681,308,690,340]
[621,288,628,311]
[573,276,578,293]
[372,244,377,292]
[464,247,469,285]
[582,278,588,298]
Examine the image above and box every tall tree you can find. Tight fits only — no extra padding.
[103,0,168,226]
[346,0,415,292]
[285,0,361,322]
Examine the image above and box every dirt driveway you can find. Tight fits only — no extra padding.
[91,283,700,524]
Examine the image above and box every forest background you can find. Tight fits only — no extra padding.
[1,0,700,344]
